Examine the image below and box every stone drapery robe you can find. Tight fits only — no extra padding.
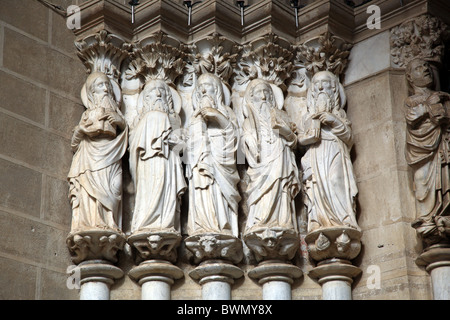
[243,108,300,233]
[405,91,450,238]
[129,110,186,234]
[186,106,241,237]
[68,110,128,233]
[300,110,359,232]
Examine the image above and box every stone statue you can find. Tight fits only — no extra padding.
[68,71,128,234]
[241,79,301,261]
[128,79,187,235]
[184,73,242,263]
[405,58,450,245]
[298,70,359,233]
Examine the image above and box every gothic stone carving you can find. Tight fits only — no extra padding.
[390,14,448,68]
[405,58,450,247]
[241,79,301,262]
[184,73,243,264]
[67,71,128,264]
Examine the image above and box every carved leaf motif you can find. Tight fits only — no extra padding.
[295,32,352,77]
[390,14,449,67]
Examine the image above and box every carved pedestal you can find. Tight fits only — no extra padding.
[128,231,184,300]
[66,229,125,300]
[244,228,303,300]
[186,233,244,300]
[305,227,362,300]
[189,260,244,300]
[415,245,450,300]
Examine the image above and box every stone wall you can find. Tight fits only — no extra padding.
[0,0,84,300]
[0,0,447,300]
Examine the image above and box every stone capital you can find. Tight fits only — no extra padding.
[185,233,243,265]
[305,226,362,263]
[127,231,182,264]
[66,229,126,265]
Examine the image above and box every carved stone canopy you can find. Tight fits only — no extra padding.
[75,30,131,81]
[390,14,449,68]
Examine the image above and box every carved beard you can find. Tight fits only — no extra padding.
[93,93,118,111]
[151,99,168,113]
[313,91,333,113]
[198,94,215,109]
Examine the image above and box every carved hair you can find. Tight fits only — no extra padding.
[192,73,230,118]
[307,71,346,114]
[142,79,174,113]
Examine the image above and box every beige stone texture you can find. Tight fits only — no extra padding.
[0,0,445,301]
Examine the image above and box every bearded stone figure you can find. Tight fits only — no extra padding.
[405,58,450,246]
[68,71,128,234]
[241,79,300,261]
[298,71,359,233]
[185,73,242,263]
[128,80,187,236]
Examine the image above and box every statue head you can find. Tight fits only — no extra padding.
[406,58,434,89]
[192,73,227,111]
[142,79,173,113]
[307,71,346,114]
[82,72,119,110]
[244,79,280,116]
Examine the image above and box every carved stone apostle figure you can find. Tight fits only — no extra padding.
[128,79,187,235]
[68,71,128,233]
[405,58,450,245]
[184,73,242,263]
[298,71,359,233]
[241,79,301,261]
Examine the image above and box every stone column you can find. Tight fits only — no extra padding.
[124,32,187,300]
[305,228,362,300]
[189,260,244,300]
[391,14,450,301]
[66,230,126,300]
[66,30,131,300]
[416,247,450,300]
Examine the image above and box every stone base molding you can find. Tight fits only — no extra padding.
[415,245,450,300]
[128,259,184,300]
[189,260,244,300]
[248,260,303,300]
[308,259,362,300]
[76,260,124,300]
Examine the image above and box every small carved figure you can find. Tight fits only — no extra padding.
[68,72,128,233]
[128,79,187,234]
[185,73,241,238]
[242,79,300,235]
[405,58,450,245]
[298,71,359,232]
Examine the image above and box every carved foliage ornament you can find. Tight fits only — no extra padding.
[295,32,352,78]
[126,32,187,86]
[184,33,239,87]
[234,33,295,88]
[390,14,449,67]
[75,30,131,80]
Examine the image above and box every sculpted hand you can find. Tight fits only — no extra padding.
[101,111,125,129]
[313,112,341,127]
[200,107,228,127]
